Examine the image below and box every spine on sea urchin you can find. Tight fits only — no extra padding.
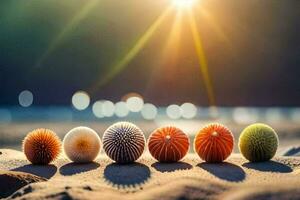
[23,129,61,165]
[148,126,190,162]
[194,123,234,163]
[63,126,101,163]
[238,123,278,162]
[102,122,145,164]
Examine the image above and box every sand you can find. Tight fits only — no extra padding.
[1,149,300,200]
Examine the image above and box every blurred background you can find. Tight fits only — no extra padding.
[0,0,299,151]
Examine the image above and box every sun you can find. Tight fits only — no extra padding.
[172,0,195,9]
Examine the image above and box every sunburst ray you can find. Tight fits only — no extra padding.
[188,10,216,106]
[90,6,172,93]
[35,0,100,68]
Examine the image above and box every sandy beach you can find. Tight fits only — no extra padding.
[1,148,300,200]
[1,0,299,199]
[1,120,300,199]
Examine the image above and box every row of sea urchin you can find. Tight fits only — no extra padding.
[22,122,146,165]
[22,122,279,165]
[23,127,102,164]
[131,122,278,163]
[193,123,279,163]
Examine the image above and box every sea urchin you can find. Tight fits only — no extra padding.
[23,129,61,165]
[148,126,189,162]
[102,122,145,164]
[194,123,234,163]
[239,123,278,162]
[63,127,101,163]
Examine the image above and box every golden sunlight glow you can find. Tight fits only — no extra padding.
[199,9,233,50]
[88,1,217,107]
[160,11,183,65]
[90,7,172,93]
[172,0,195,9]
[188,11,216,106]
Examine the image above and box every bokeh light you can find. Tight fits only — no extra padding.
[71,91,90,110]
[233,107,259,124]
[126,96,144,112]
[208,106,219,118]
[102,100,115,117]
[265,108,282,123]
[121,92,143,101]
[141,103,158,120]
[92,101,104,118]
[18,90,33,107]
[114,101,129,118]
[92,100,115,118]
[166,104,181,119]
[181,102,197,119]
[291,108,300,123]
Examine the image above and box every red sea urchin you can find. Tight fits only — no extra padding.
[23,129,61,165]
[194,123,234,163]
[102,122,145,164]
[148,126,190,162]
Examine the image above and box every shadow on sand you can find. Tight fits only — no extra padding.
[197,162,246,182]
[59,162,100,176]
[151,162,193,172]
[242,160,292,173]
[12,164,57,179]
[104,163,150,187]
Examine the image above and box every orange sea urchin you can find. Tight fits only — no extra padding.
[194,123,234,163]
[23,129,61,165]
[148,126,190,162]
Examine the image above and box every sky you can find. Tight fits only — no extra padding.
[0,0,299,106]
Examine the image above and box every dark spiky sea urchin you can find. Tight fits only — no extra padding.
[23,129,62,165]
[239,123,279,162]
[194,123,234,163]
[102,122,146,164]
[148,126,189,162]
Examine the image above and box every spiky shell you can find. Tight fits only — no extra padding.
[148,126,189,162]
[194,123,234,163]
[239,123,278,162]
[102,122,145,164]
[23,129,61,165]
[63,126,101,163]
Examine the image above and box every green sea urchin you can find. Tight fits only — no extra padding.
[238,123,278,162]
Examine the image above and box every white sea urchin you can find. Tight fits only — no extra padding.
[63,126,101,163]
